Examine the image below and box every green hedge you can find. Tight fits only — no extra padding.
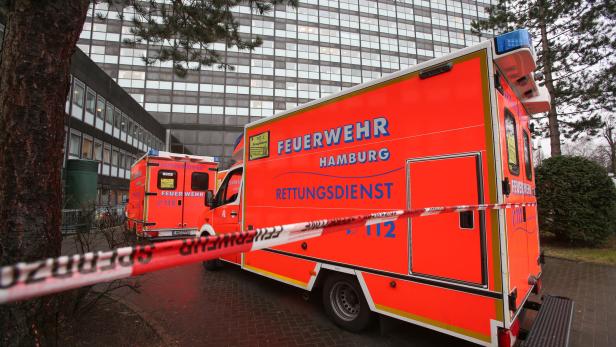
[536,155,616,246]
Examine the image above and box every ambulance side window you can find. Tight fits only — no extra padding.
[214,168,243,207]
[504,110,520,175]
[158,170,177,190]
[191,172,209,191]
[523,131,533,180]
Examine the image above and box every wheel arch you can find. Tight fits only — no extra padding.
[199,223,216,237]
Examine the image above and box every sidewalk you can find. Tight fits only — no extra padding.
[541,257,616,347]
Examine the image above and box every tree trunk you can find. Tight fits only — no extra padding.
[610,144,616,174]
[0,1,89,345]
[539,17,561,156]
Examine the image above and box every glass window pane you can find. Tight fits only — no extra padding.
[106,103,113,123]
[82,137,93,159]
[523,131,532,180]
[86,89,96,113]
[73,83,85,107]
[103,146,111,164]
[94,142,103,161]
[96,97,105,120]
[69,133,81,158]
[112,149,119,166]
[505,111,520,175]
[114,108,122,128]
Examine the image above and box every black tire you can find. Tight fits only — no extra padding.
[322,273,374,332]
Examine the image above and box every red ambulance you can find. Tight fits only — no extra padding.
[200,30,572,346]
[127,149,218,240]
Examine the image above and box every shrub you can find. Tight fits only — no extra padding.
[536,155,616,246]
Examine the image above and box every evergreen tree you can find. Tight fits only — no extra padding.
[0,0,295,344]
[472,0,616,156]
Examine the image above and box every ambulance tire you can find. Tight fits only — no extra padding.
[322,273,374,332]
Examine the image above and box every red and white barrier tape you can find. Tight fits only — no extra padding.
[0,202,536,304]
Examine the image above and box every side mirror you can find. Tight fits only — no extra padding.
[205,190,214,207]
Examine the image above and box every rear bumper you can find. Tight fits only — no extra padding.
[141,229,199,240]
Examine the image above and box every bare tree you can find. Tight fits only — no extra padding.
[602,117,616,174]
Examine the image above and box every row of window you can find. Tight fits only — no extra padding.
[67,76,165,152]
[66,128,139,180]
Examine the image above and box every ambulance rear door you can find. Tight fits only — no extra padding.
[145,158,185,232]
[181,162,217,232]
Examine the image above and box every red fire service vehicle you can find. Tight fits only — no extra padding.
[200,29,573,346]
[127,149,218,240]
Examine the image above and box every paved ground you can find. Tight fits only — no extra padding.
[62,233,614,346]
[539,257,616,347]
[115,261,473,346]
[107,256,615,347]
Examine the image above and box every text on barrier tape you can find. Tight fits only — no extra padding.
[0,202,536,304]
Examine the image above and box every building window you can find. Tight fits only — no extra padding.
[96,96,106,120]
[114,107,122,128]
[85,89,96,114]
[82,136,93,159]
[105,102,113,124]
[112,149,119,167]
[72,81,85,108]
[94,141,103,162]
[103,145,111,164]
[69,132,81,159]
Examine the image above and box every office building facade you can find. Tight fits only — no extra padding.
[65,49,167,206]
[76,0,491,166]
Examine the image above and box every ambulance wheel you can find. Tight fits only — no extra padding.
[322,273,374,332]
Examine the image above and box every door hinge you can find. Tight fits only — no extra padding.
[147,162,160,167]
[145,192,157,196]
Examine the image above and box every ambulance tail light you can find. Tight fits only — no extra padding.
[498,318,520,347]
[497,328,512,347]
[146,231,159,238]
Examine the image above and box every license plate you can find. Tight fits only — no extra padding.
[172,230,192,236]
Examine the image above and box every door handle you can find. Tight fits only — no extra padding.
[178,199,182,206]
[230,211,238,217]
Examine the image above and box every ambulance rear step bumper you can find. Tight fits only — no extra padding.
[521,295,574,347]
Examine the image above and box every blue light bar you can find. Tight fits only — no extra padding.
[494,29,533,55]
[147,149,159,156]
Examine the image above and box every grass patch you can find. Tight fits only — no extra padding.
[541,233,616,266]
